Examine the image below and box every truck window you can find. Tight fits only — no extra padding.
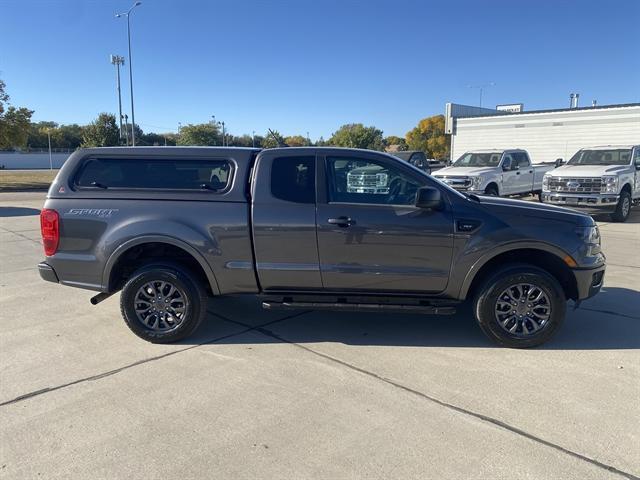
[271,156,315,204]
[513,152,530,168]
[74,157,232,190]
[327,156,421,206]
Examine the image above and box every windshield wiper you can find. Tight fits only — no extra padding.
[90,181,108,189]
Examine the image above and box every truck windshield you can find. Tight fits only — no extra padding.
[453,153,502,167]
[567,149,632,166]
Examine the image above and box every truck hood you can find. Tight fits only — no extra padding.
[433,166,496,177]
[474,195,594,226]
[549,164,631,177]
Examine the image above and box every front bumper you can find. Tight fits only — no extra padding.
[572,264,605,300]
[542,192,619,212]
[38,262,59,284]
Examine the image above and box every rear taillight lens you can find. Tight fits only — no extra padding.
[40,209,59,256]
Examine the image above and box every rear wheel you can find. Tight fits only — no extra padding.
[473,264,566,348]
[120,264,207,343]
[611,190,631,222]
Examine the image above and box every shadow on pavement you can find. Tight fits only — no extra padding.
[185,286,639,350]
[0,206,41,217]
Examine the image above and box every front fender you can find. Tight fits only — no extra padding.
[456,240,572,299]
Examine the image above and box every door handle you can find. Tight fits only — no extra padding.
[529,170,533,173]
[328,216,355,227]
[516,171,520,175]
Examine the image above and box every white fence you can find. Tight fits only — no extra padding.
[0,152,72,170]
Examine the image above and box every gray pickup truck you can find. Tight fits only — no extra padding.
[39,147,606,348]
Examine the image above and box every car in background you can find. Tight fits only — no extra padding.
[433,149,556,198]
[542,145,640,222]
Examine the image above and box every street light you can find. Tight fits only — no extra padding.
[252,130,255,148]
[116,1,142,146]
[467,82,495,108]
[109,54,125,143]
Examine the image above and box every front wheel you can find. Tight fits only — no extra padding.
[484,185,499,196]
[120,264,207,343]
[473,265,566,348]
[611,191,631,222]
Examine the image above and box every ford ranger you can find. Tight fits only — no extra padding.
[433,149,556,198]
[542,145,640,222]
[38,147,605,348]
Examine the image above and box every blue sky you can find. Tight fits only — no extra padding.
[2,0,639,139]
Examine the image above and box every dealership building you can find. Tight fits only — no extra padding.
[444,102,640,163]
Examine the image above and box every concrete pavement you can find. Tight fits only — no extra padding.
[1,192,638,479]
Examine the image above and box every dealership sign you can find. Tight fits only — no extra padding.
[496,103,524,113]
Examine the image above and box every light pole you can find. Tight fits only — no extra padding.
[221,121,225,147]
[116,1,142,146]
[110,54,125,143]
[252,130,255,148]
[468,82,495,108]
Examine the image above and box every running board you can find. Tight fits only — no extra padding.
[262,301,456,315]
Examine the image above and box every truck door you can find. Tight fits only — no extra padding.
[316,152,454,293]
[500,154,518,195]
[514,152,534,193]
[251,151,322,290]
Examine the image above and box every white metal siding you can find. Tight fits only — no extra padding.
[451,106,640,163]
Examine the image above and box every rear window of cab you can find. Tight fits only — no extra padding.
[74,157,233,191]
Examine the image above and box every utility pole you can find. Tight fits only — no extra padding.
[110,55,125,143]
[116,2,142,146]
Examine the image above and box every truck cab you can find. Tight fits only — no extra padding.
[542,145,640,222]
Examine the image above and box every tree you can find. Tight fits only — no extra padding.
[177,123,221,146]
[328,124,384,150]
[284,135,310,147]
[405,114,449,159]
[384,135,407,151]
[139,132,174,146]
[261,130,284,148]
[0,79,34,149]
[82,113,120,147]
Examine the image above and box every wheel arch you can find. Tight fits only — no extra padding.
[102,235,221,295]
[460,244,578,301]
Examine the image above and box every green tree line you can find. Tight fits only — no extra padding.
[1,78,450,159]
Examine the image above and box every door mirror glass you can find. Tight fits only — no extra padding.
[502,158,512,171]
[415,187,442,209]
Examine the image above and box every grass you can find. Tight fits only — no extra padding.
[0,170,58,191]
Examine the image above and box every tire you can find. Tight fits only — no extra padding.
[473,264,566,348]
[484,185,499,196]
[120,263,207,343]
[610,190,631,222]
[536,191,543,202]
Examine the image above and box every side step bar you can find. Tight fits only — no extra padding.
[262,301,456,315]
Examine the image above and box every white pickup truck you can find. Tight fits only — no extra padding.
[542,145,640,222]
[432,149,555,198]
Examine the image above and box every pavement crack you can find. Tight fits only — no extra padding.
[579,306,640,320]
[222,317,639,480]
[0,311,309,408]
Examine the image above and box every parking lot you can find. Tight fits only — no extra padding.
[0,191,638,479]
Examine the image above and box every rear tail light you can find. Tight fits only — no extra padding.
[40,209,59,256]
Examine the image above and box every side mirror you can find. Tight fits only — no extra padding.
[502,161,511,171]
[555,158,564,167]
[415,187,442,209]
